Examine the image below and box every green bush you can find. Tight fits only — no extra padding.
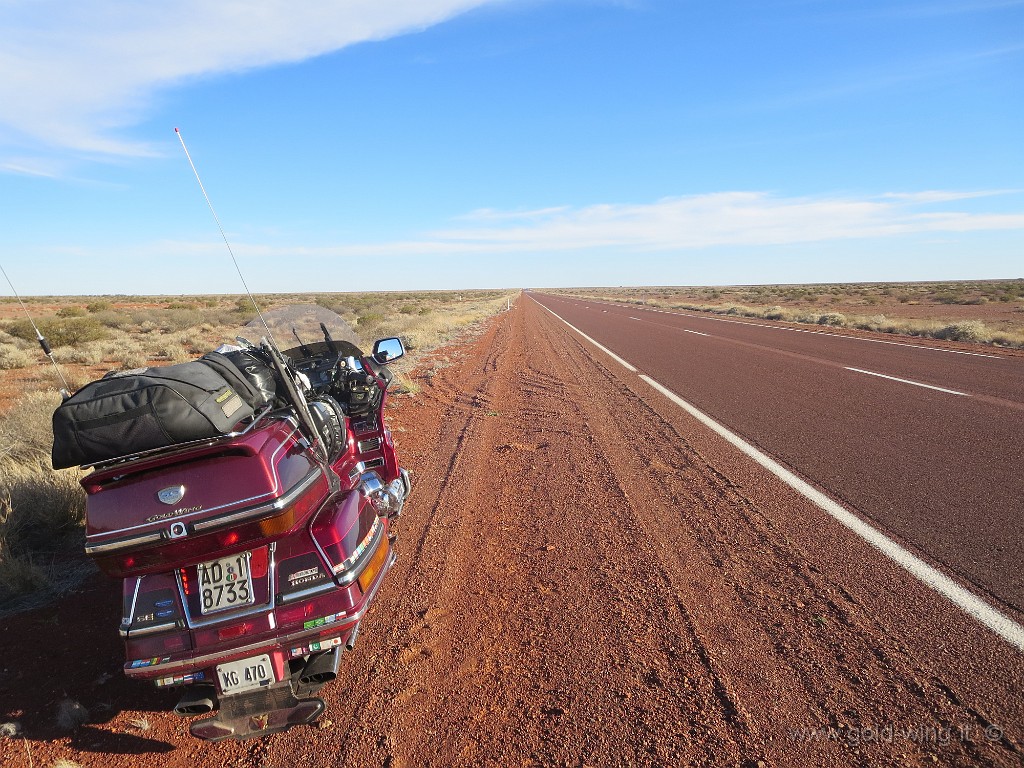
[935,321,991,343]
[3,317,108,347]
[817,313,846,326]
[0,345,34,370]
[56,306,86,318]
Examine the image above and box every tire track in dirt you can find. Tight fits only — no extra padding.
[10,298,1019,767]
[526,301,1016,766]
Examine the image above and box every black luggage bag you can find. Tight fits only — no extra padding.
[52,352,268,469]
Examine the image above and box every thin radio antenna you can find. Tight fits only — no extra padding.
[0,263,71,392]
[174,127,278,349]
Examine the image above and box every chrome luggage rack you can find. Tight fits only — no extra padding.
[85,406,279,471]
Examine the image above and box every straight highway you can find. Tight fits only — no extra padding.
[529,291,1024,624]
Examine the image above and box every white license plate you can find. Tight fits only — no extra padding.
[216,653,275,696]
[197,551,255,615]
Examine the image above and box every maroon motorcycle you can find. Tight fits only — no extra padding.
[52,305,409,741]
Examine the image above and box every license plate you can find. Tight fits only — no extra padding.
[216,653,275,696]
[197,552,255,615]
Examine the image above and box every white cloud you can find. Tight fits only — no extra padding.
[54,190,1024,262]
[0,0,501,157]
[423,191,1024,252]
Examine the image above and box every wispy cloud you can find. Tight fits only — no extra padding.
[0,0,500,159]
[420,191,1024,253]
[58,189,1023,261]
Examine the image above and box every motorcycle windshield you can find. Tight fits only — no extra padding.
[241,304,365,362]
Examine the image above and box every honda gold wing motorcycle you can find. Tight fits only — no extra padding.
[51,305,409,741]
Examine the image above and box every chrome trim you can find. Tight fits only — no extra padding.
[277,580,337,605]
[192,467,323,532]
[356,437,381,453]
[87,532,162,556]
[84,436,313,554]
[359,471,383,497]
[87,406,275,469]
[126,620,179,638]
[363,458,384,470]
[119,577,142,636]
[176,542,278,630]
[306,493,384,588]
[335,518,387,587]
[128,546,395,676]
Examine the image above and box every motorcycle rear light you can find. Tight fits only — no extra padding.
[357,539,389,593]
[249,546,269,578]
[128,631,189,659]
[218,531,240,547]
[311,496,379,574]
[277,601,317,625]
[217,622,253,641]
[179,568,192,596]
[258,505,300,537]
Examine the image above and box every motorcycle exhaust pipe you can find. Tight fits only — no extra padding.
[345,621,361,651]
[173,684,217,716]
[299,648,340,685]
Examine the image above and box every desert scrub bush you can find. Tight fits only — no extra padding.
[3,317,108,347]
[935,321,991,343]
[56,306,86,318]
[0,344,35,370]
[817,313,847,326]
[113,343,149,370]
[51,344,106,366]
[155,341,192,363]
[764,306,786,320]
[0,394,91,609]
[86,300,112,313]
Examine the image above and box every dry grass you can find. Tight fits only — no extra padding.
[0,289,518,610]
[0,392,91,613]
[553,281,1024,348]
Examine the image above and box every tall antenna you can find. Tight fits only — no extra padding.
[174,127,278,348]
[0,263,71,392]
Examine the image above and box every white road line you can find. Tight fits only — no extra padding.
[535,295,1024,654]
[569,297,1001,359]
[537,303,637,372]
[684,330,710,337]
[629,316,642,321]
[640,376,1024,655]
[846,367,970,397]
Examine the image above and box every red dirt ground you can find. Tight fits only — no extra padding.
[1,298,1021,767]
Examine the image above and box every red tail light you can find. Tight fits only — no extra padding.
[217,622,253,641]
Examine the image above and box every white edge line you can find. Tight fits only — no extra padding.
[535,296,1024,654]
[560,296,1001,359]
[639,375,1024,654]
[846,367,970,397]
[537,301,637,372]
[684,330,711,337]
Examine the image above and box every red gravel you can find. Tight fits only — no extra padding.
[1,298,1020,767]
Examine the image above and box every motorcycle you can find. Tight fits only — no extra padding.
[51,304,409,741]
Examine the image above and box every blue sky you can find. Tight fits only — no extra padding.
[1,0,1022,296]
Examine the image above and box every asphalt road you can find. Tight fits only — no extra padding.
[528,292,1024,621]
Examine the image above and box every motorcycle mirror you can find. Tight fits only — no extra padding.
[372,337,405,364]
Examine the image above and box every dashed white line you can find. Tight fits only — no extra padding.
[567,297,1001,359]
[640,376,1023,655]
[535,294,1024,655]
[684,330,710,337]
[846,367,970,397]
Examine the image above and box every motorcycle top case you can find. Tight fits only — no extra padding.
[52,352,267,469]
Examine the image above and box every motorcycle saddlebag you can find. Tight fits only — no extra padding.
[52,353,264,469]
